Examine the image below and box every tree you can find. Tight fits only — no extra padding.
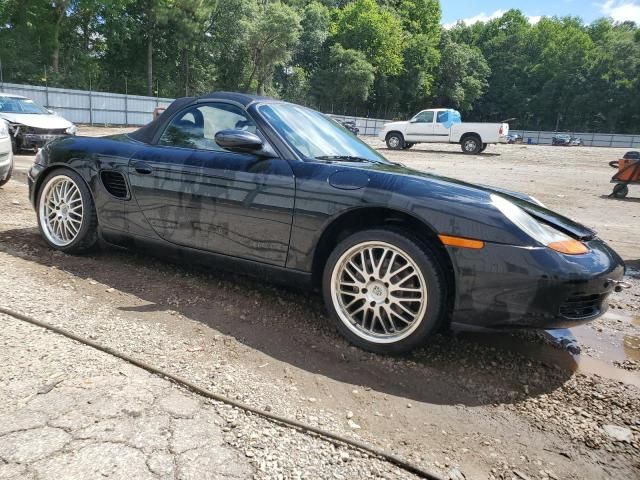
[311,44,375,112]
[331,0,405,76]
[434,31,490,112]
[244,1,301,95]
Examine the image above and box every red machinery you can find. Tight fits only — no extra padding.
[610,151,640,198]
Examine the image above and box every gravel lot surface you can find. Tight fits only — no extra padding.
[2,128,639,479]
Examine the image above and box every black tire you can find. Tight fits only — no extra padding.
[36,168,99,253]
[403,143,414,150]
[386,132,405,150]
[612,184,629,199]
[461,135,482,154]
[322,228,447,355]
[0,156,13,187]
[479,143,488,153]
[609,160,619,169]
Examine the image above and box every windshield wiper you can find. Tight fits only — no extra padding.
[314,155,371,163]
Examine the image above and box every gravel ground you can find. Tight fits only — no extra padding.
[1,129,639,479]
[0,314,409,480]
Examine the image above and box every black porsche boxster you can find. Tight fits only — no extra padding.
[27,92,625,354]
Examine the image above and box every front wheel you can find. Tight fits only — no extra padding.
[461,136,481,154]
[386,133,404,150]
[36,169,99,253]
[323,229,447,355]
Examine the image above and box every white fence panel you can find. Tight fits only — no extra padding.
[0,82,173,126]
[0,82,638,147]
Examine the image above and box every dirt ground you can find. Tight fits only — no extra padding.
[1,128,639,479]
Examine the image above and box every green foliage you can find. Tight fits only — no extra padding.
[330,0,405,76]
[244,2,301,95]
[434,32,489,112]
[311,44,375,110]
[0,2,638,131]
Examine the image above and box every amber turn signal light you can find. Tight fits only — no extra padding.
[548,239,589,255]
[438,234,485,249]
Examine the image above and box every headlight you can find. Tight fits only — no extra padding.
[66,124,77,135]
[491,194,588,255]
[0,121,8,138]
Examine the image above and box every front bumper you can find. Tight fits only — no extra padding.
[449,238,625,329]
[27,161,46,207]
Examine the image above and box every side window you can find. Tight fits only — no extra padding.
[436,111,449,123]
[414,111,434,123]
[159,103,257,151]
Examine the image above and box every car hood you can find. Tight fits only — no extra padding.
[364,161,596,241]
[0,112,73,130]
[382,121,408,129]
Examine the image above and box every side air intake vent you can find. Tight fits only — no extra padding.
[100,171,129,199]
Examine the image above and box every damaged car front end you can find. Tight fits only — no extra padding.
[0,94,76,153]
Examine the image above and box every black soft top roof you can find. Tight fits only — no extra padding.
[129,91,276,144]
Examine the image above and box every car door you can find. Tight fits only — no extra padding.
[431,110,452,143]
[404,111,434,142]
[127,102,295,266]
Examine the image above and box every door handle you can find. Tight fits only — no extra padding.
[134,161,153,175]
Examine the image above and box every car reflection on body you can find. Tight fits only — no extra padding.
[27,92,625,354]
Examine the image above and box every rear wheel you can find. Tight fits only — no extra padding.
[36,169,98,253]
[403,143,414,150]
[386,133,404,150]
[479,143,488,153]
[323,229,447,355]
[461,136,481,154]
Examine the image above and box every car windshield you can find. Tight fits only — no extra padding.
[258,103,390,163]
[0,96,50,114]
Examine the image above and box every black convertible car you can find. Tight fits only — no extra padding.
[27,92,625,354]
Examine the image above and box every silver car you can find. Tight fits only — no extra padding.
[0,120,13,186]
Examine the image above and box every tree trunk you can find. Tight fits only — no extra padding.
[184,49,190,96]
[51,2,67,74]
[147,34,153,96]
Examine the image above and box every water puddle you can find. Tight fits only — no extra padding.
[452,311,640,388]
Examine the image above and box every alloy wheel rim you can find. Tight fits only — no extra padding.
[331,241,428,344]
[388,136,400,148]
[39,175,83,247]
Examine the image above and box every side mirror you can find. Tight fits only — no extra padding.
[214,129,275,156]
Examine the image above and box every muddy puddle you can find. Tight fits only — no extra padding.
[452,311,640,388]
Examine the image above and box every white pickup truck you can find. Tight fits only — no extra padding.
[379,108,509,154]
